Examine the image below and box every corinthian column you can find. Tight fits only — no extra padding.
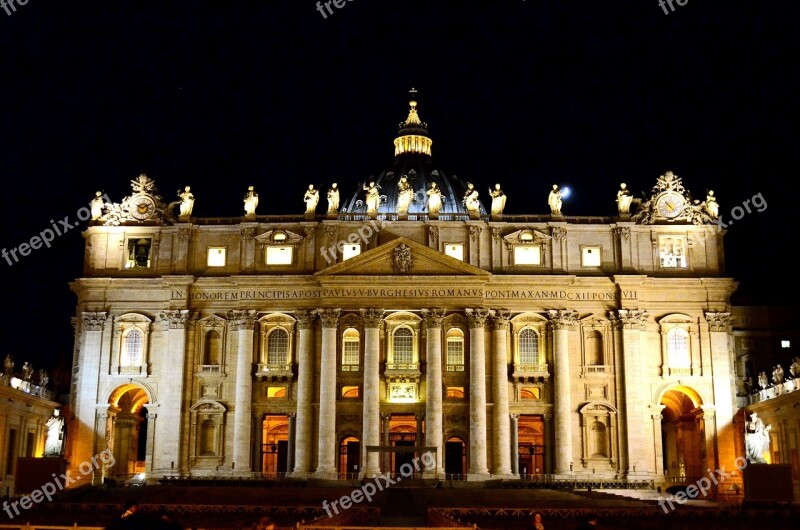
[229,309,257,474]
[292,310,316,476]
[361,308,384,477]
[315,308,340,477]
[421,308,447,477]
[613,309,649,477]
[491,310,512,477]
[548,309,578,476]
[466,308,490,480]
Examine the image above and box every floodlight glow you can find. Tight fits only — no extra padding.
[561,186,571,199]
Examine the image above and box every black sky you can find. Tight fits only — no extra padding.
[1,0,798,379]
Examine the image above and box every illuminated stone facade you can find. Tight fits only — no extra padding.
[68,96,739,490]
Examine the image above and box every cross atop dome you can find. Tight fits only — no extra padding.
[395,87,431,157]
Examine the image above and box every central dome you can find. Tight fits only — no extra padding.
[340,90,487,217]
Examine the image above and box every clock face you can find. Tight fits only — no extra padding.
[130,195,157,221]
[656,193,685,219]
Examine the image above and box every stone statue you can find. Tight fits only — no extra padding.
[772,364,785,385]
[489,183,506,215]
[548,184,563,215]
[397,176,414,214]
[22,361,33,381]
[616,183,633,215]
[45,409,66,457]
[743,376,754,395]
[177,186,195,220]
[463,182,480,214]
[363,181,381,215]
[38,369,49,396]
[90,191,106,221]
[426,182,443,215]
[757,371,769,390]
[790,357,800,379]
[327,183,340,214]
[3,355,13,376]
[745,412,771,464]
[303,184,320,215]
[704,190,719,219]
[243,186,259,217]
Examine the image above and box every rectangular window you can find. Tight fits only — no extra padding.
[125,237,153,269]
[342,340,360,371]
[6,429,16,475]
[266,386,286,398]
[782,340,791,349]
[581,246,601,267]
[342,244,361,261]
[207,247,226,267]
[444,243,464,261]
[514,245,541,265]
[446,387,465,399]
[658,236,687,268]
[266,245,293,265]
[341,386,359,398]
[446,341,464,371]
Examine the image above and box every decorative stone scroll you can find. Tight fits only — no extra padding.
[705,312,733,333]
[421,308,447,328]
[160,310,196,329]
[547,309,579,330]
[318,308,341,328]
[227,310,257,331]
[465,308,491,328]
[82,312,108,331]
[360,308,385,328]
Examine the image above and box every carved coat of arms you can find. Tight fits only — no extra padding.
[392,244,413,273]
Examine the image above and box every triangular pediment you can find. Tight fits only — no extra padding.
[316,237,491,276]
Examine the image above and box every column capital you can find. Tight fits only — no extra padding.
[509,413,520,421]
[465,308,491,328]
[547,309,579,330]
[160,309,197,329]
[421,308,447,328]
[490,309,511,330]
[287,412,297,419]
[611,309,649,330]
[415,412,425,422]
[318,308,341,328]
[705,312,733,333]
[295,309,317,330]
[81,311,108,332]
[360,308,385,328]
[228,309,258,331]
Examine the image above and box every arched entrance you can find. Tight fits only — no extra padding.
[660,386,704,483]
[261,414,289,477]
[339,436,360,478]
[444,436,466,478]
[107,384,150,482]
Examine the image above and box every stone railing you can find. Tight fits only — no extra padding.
[747,377,800,404]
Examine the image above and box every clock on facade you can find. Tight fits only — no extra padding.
[130,195,157,221]
[656,192,685,219]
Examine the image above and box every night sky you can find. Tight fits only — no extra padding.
[2,1,798,384]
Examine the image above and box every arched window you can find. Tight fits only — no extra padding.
[446,328,464,371]
[585,330,603,366]
[204,330,221,365]
[342,328,360,371]
[667,328,690,368]
[199,419,216,456]
[519,328,539,366]
[393,327,413,365]
[123,329,144,366]
[267,329,289,366]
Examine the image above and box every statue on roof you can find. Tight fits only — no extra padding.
[616,183,633,216]
[364,181,381,216]
[243,186,259,218]
[489,183,506,215]
[427,182,443,216]
[704,190,719,219]
[177,186,195,221]
[397,176,414,214]
[463,182,480,215]
[327,183,340,214]
[90,191,106,221]
[548,184,563,215]
[304,184,320,215]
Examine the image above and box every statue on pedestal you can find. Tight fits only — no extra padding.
[427,182,443,216]
[616,183,633,215]
[548,184,563,215]
[790,357,800,379]
[397,176,414,214]
[22,361,33,381]
[704,190,719,219]
[243,186,259,217]
[45,409,66,457]
[772,364,785,385]
[327,183,340,214]
[90,191,106,221]
[757,371,769,390]
[363,181,381,215]
[463,182,480,215]
[303,185,320,215]
[745,412,771,464]
[177,186,195,220]
[489,183,506,215]
[2,355,12,385]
